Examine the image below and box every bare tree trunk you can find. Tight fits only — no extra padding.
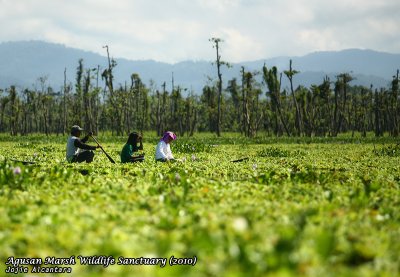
[285,60,302,136]
[241,67,247,135]
[215,40,222,136]
[63,68,67,135]
[210,38,229,137]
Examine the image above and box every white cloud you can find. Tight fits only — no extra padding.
[213,28,264,62]
[0,0,399,62]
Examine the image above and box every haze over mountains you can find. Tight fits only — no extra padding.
[0,40,399,93]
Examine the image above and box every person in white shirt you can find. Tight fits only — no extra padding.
[66,125,99,163]
[155,131,177,162]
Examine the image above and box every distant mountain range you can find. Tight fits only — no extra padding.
[0,40,399,94]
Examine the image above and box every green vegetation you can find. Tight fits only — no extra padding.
[1,134,399,276]
[0,53,399,139]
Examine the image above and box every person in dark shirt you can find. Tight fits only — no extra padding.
[66,125,99,163]
[120,132,144,163]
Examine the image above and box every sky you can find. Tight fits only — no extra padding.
[0,0,399,63]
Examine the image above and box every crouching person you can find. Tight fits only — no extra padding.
[121,132,144,163]
[66,125,99,163]
[155,131,177,162]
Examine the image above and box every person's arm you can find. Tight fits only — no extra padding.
[137,135,144,151]
[132,137,143,153]
[166,143,174,159]
[81,135,89,143]
[74,138,97,150]
[81,132,93,143]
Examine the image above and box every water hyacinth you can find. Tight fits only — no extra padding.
[1,135,400,276]
[232,217,248,232]
[12,166,21,175]
[175,173,181,182]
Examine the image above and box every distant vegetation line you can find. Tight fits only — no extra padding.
[0,41,399,137]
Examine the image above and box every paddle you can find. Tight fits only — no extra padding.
[90,135,116,164]
[9,159,36,165]
[231,157,249,163]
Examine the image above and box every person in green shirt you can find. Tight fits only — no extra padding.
[120,132,144,163]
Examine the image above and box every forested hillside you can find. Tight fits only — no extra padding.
[1,41,398,91]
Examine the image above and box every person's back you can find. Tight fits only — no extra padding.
[66,135,79,162]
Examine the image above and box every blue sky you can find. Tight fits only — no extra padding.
[0,0,399,63]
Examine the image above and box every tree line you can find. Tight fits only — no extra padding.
[0,42,399,138]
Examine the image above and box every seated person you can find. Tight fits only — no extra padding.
[121,132,144,163]
[66,125,99,163]
[155,131,177,162]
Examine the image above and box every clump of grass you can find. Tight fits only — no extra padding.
[257,146,305,158]
[172,141,213,153]
[373,144,400,157]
